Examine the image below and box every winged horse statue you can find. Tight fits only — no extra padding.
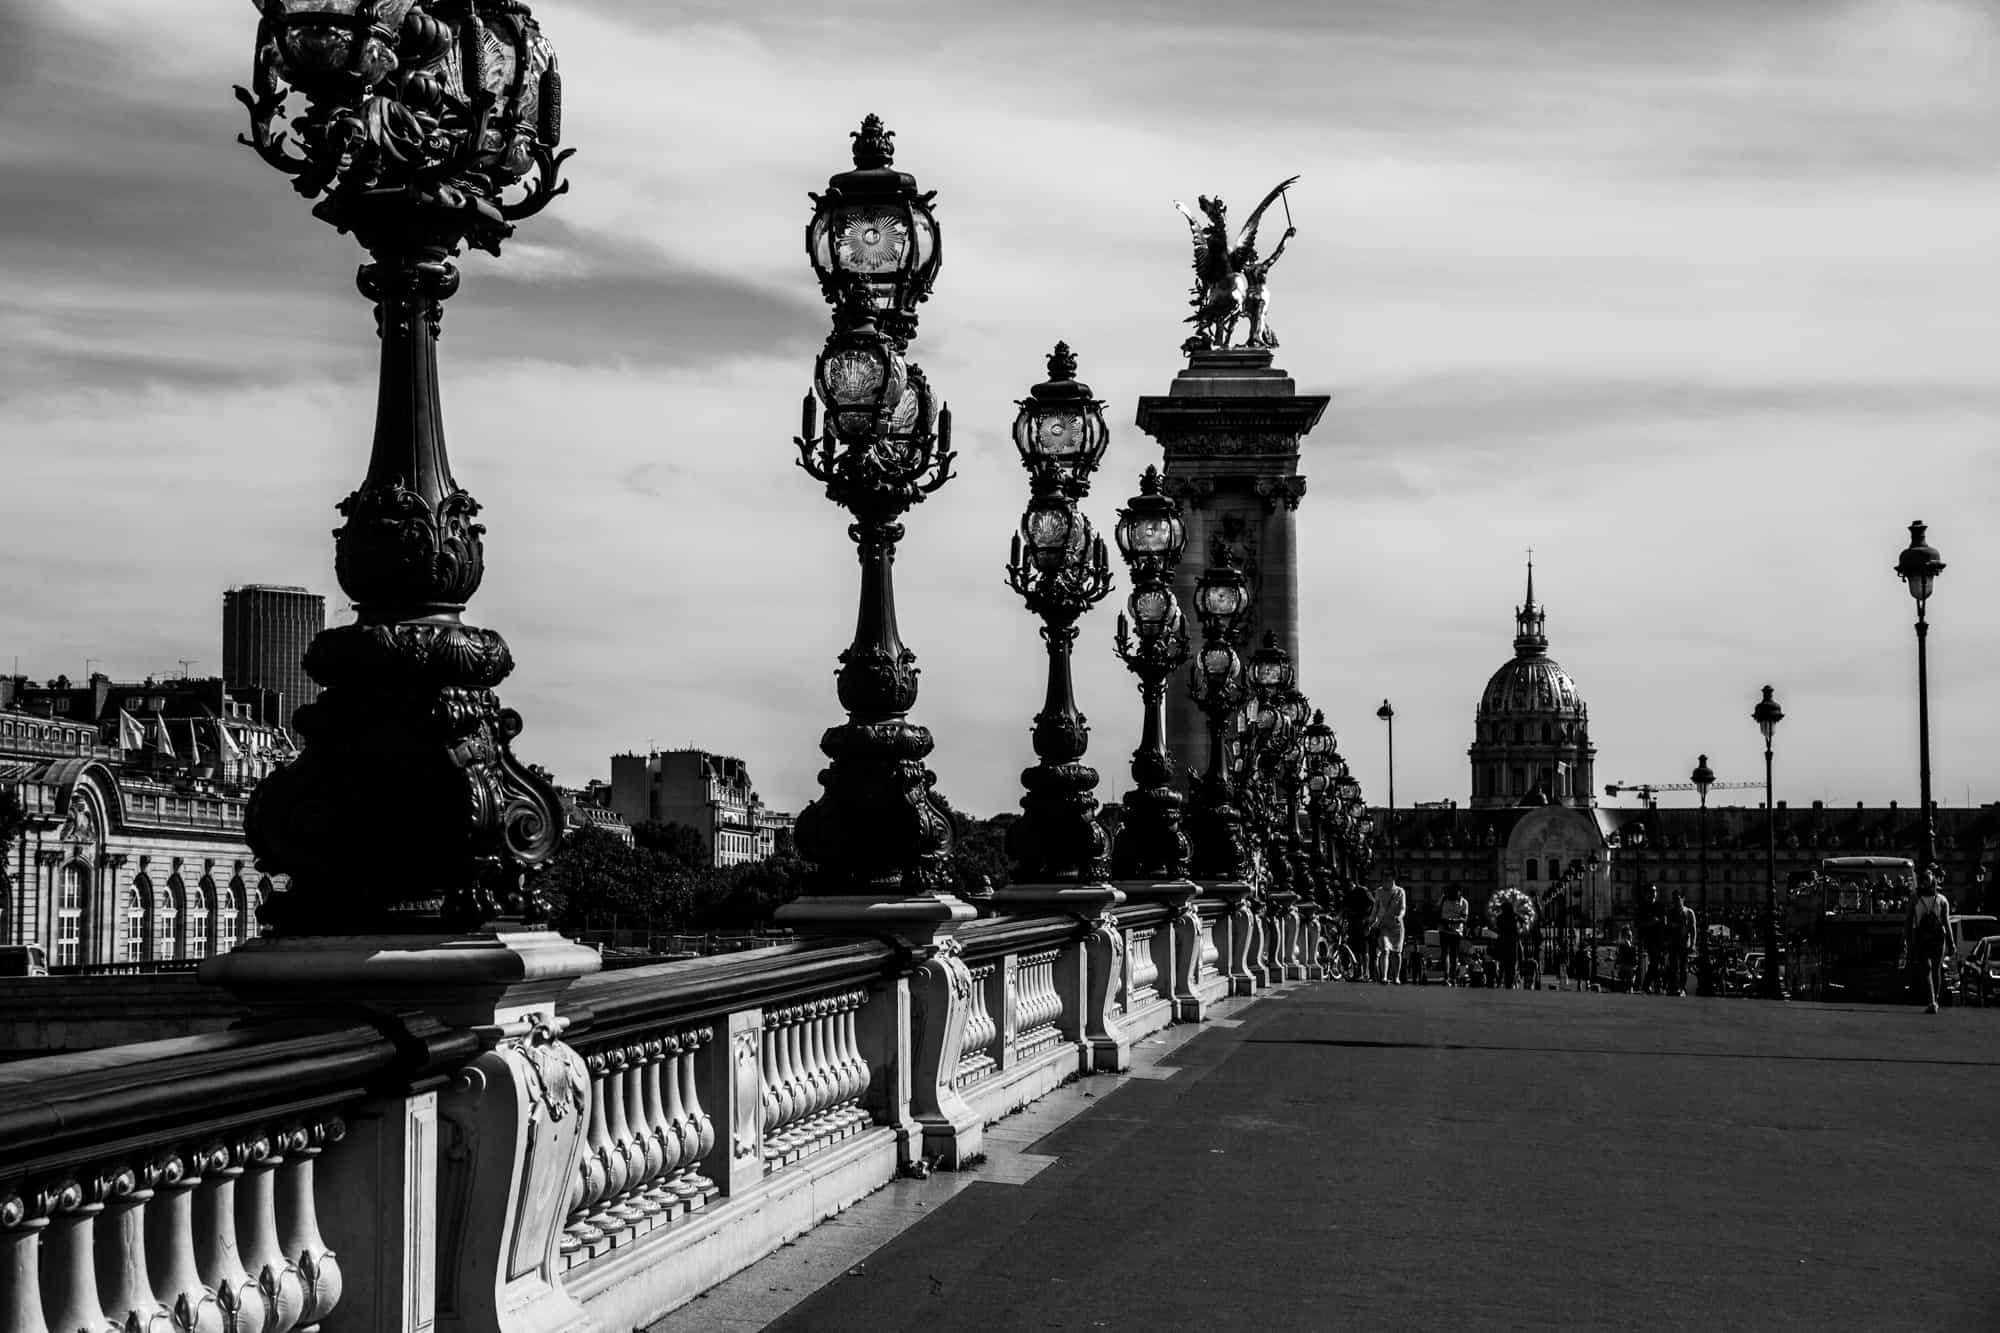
[1173,176,1299,352]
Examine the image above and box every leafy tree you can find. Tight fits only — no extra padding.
[950,811,1014,897]
[536,828,693,934]
[632,819,710,870]
[692,854,813,930]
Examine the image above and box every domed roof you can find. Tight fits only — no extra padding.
[1480,655,1585,717]
[1476,558,1587,719]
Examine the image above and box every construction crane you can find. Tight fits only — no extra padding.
[1604,779,1761,808]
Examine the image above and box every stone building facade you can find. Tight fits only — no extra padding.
[607,749,795,868]
[0,682,291,969]
[1370,574,2000,929]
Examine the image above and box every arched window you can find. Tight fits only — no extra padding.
[123,885,146,963]
[215,883,239,955]
[1526,857,1540,882]
[55,864,84,968]
[186,884,209,959]
[1541,722,1552,743]
[155,881,180,960]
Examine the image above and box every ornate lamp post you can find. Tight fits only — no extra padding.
[221,9,601,1320]
[1186,539,1254,881]
[1752,685,1787,1000]
[1002,344,1115,889]
[232,1,574,933]
[1894,521,1945,877]
[1376,699,1397,879]
[1692,753,1717,996]
[786,117,965,924]
[1111,468,1192,880]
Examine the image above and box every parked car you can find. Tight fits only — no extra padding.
[1957,937,2000,1007]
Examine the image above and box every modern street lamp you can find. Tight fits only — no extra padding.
[1894,521,1945,877]
[1003,344,1115,887]
[1752,685,1787,1000]
[234,0,573,932]
[1186,537,1253,881]
[787,118,964,913]
[1692,753,1716,996]
[1376,699,1397,877]
[1111,467,1192,878]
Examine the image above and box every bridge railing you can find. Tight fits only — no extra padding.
[0,891,1317,1332]
[0,1019,460,1333]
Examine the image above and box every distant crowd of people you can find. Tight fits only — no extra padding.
[1334,867,1962,1012]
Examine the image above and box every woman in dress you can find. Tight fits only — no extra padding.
[1371,877,1408,985]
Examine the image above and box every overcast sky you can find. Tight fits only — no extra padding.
[3,0,1997,819]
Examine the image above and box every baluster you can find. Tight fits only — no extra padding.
[661,1034,700,1207]
[192,1139,268,1332]
[41,1175,113,1333]
[238,1132,303,1333]
[276,1117,342,1331]
[96,1163,168,1333]
[804,1000,833,1124]
[634,1038,680,1218]
[838,993,867,1127]
[622,1043,666,1220]
[599,1050,646,1228]
[145,1150,224,1333]
[1,1186,54,1333]
[580,1054,630,1242]
[780,1007,807,1145]
[682,1028,718,1193]
[759,1013,786,1159]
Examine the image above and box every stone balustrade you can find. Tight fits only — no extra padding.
[0,892,1310,1333]
[0,1021,443,1333]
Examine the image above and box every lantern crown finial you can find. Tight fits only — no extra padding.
[1046,341,1078,382]
[852,114,895,169]
[1139,464,1164,496]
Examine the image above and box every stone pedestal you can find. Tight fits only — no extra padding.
[202,930,600,1333]
[1136,348,1329,777]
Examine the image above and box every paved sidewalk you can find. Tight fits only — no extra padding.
[655,985,2000,1331]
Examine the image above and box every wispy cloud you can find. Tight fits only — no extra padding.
[2,0,1996,818]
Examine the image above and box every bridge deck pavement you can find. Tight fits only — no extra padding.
[650,984,2000,1331]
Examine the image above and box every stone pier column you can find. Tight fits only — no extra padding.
[1137,348,1329,777]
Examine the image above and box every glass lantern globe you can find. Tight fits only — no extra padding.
[1013,343,1109,495]
[1114,467,1186,572]
[1302,709,1334,757]
[1129,585,1180,642]
[1022,497,1083,574]
[1894,520,1944,604]
[1247,632,1293,693]
[1198,643,1238,687]
[806,116,942,324]
[814,330,906,440]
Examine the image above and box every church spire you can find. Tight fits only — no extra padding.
[1514,552,1547,657]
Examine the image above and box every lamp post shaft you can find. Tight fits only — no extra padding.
[1384,713,1397,876]
[1916,605,1935,871]
[1762,742,1786,1000]
[1696,795,1714,996]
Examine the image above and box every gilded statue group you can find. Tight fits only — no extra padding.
[1174,176,1299,353]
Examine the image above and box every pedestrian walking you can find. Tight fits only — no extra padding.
[1439,885,1471,986]
[1371,876,1408,985]
[1615,929,1637,994]
[1665,890,1697,996]
[1634,884,1664,994]
[1905,867,1956,1014]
